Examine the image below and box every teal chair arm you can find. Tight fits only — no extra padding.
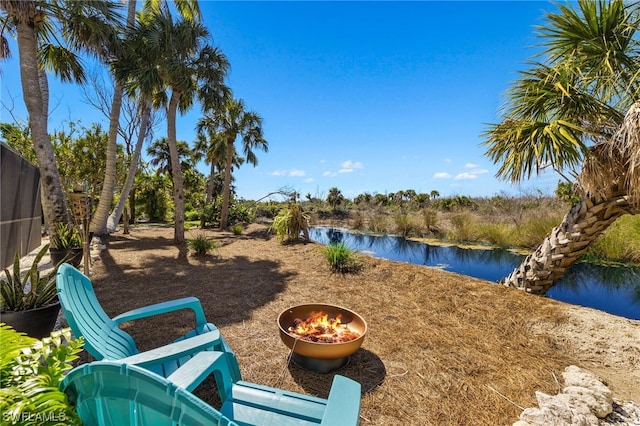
[119,331,221,367]
[320,375,362,425]
[113,296,208,328]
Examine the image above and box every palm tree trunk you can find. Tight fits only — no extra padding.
[167,91,186,243]
[91,0,137,235]
[501,192,633,294]
[220,138,234,230]
[106,99,152,233]
[16,18,69,229]
[90,78,124,235]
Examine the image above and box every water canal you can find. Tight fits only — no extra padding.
[308,227,640,320]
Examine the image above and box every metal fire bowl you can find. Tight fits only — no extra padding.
[277,303,368,360]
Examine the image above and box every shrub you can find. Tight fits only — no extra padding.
[231,224,244,235]
[394,211,418,237]
[320,242,361,273]
[270,204,310,244]
[187,234,217,256]
[0,325,84,425]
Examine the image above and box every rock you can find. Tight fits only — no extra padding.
[514,366,637,426]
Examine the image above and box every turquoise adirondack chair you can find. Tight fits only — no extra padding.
[61,356,362,426]
[56,263,240,388]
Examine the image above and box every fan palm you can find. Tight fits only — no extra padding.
[139,13,228,242]
[93,0,202,236]
[0,0,123,231]
[198,97,268,229]
[482,0,640,294]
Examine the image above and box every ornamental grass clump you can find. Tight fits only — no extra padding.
[187,234,217,256]
[270,204,310,244]
[320,242,361,273]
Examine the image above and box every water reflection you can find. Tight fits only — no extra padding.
[309,227,640,320]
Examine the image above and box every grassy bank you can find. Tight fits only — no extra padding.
[280,195,640,266]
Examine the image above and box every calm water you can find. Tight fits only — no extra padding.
[309,227,640,320]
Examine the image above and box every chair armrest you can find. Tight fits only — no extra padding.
[320,375,361,426]
[113,296,208,328]
[119,330,221,367]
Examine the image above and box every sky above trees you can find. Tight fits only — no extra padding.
[1,1,564,201]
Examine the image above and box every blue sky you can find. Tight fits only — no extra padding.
[1,1,564,201]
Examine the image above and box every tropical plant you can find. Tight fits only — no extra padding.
[49,223,82,250]
[327,187,345,212]
[198,97,268,229]
[482,0,640,294]
[270,204,310,244]
[231,224,244,235]
[0,0,124,233]
[187,234,217,256]
[0,324,83,425]
[320,242,361,273]
[0,245,58,312]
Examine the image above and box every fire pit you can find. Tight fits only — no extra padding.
[278,303,367,373]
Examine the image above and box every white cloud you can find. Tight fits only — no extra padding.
[338,160,363,174]
[272,169,306,177]
[454,172,478,180]
[434,172,452,179]
[444,158,452,163]
[323,171,336,177]
[464,163,477,169]
[303,178,314,183]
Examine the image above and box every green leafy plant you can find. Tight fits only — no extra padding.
[270,204,310,244]
[49,223,82,249]
[320,242,361,273]
[1,244,59,311]
[0,324,83,425]
[187,234,217,256]
[231,224,244,235]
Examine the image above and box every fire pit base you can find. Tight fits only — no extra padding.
[291,353,350,374]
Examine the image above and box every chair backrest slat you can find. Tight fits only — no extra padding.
[61,361,236,426]
[56,264,138,359]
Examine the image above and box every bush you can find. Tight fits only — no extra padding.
[320,242,361,273]
[270,204,310,244]
[187,234,217,256]
[0,325,84,425]
[231,224,244,235]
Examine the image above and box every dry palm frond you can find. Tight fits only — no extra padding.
[578,100,640,211]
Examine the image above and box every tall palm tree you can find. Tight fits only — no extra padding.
[0,0,123,232]
[198,97,268,229]
[482,0,640,295]
[140,13,228,242]
[194,118,244,205]
[93,0,202,235]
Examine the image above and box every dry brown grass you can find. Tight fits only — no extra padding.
[82,224,637,426]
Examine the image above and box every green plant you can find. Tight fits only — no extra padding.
[49,223,82,249]
[0,324,83,425]
[320,242,361,273]
[187,234,217,256]
[1,244,59,311]
[231,224,244,235]
[269,204,310,244]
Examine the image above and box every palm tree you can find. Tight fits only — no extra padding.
[147,137,194,178]
[0,0,123,232]
[482,0,640,295]
[195,117,247,204]
[92,0,202,236]
[198,97,268,229]
[135,12,228,242]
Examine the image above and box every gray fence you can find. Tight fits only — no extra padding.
[1,143,42,269]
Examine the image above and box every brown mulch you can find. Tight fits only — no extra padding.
[81,223,638,426]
